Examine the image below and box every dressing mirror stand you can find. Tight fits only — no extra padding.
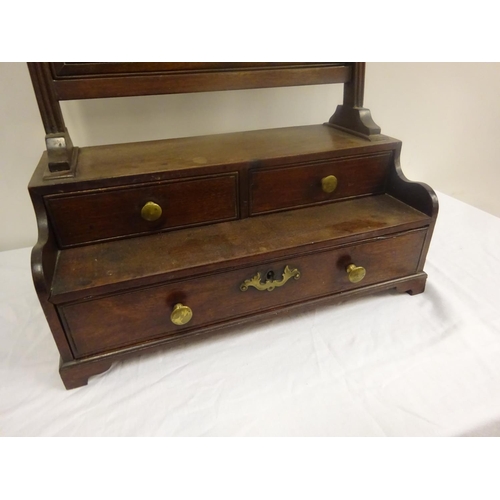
[27,62,438,389]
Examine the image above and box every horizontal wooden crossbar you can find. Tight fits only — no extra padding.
[49,63,352,100]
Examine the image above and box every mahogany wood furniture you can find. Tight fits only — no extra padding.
[27,63,438,389]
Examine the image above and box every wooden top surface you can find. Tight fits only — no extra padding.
[51,194,428,303]
[31,125,399,190]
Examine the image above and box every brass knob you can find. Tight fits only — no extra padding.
[346,264,366,283]
[170,303,193,326]
[141,201,162,222]
[321,175,338,194]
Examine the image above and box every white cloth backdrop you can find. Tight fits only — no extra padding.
[1,192,500,436]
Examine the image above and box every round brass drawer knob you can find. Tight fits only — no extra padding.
[170,303,193,326]
[321,175,338,194]
[141,201,162,222]
[346,264,366,283]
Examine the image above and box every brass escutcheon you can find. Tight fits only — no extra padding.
[240,265,300,292]
[321,175,338,194]
[141,201,162,222]
[346,264,366,283]
[170,303,193,326]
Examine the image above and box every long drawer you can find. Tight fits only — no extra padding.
[45,173,239,247]
[59,228,427,358]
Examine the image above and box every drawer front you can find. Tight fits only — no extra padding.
[60,228,426,358]
[249,152,392,215]
[45,174,238,247]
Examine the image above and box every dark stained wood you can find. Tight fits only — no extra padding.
[30,125,399,191]
[387,145,439,217]
[51,64,352,100]
[59,357,113,390]
[60,228,427,357]
[27,63,66,134]
[249,152,392,215]
[386,145,439,273]
[57,271,428,389]
[29,188,75,362]
[50,195,431,303]
[395,274,427,295]
[26,62,369,171]
[51,62,347,77]
[45,173,239,247]
[328,62,382,137]
[343,61,366,108]
[26,63,438,389]
[27,63,76,172]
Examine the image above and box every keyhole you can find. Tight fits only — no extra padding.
[266,270,275,281]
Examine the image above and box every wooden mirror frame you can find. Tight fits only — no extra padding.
[27,62,381,173]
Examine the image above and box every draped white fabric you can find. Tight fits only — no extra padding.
[2,192,500,436]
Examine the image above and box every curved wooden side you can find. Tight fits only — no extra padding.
[30,188,74,362]
[387,154,439,218]
[386,148,439,272]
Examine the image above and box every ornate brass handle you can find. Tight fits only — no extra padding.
[321,175,338,194]
[141,201,162,221]
[240,265,300,292]
[346,264,366,283]
[170,303,193,325]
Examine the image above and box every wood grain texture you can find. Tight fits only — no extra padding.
[343,62,365,108]
[51,62,348,77]
[27,62,371,172]
[27,63,76,171]
[327,63,382,137]
[59,357,113,390]
[46,173,238,247]
[26,66,438,389]
[29,188,74,361]
[50,194,430,303]
[57,272,428,389]
[249,152,392,215]
[386,143,439,273]
[60,228,427,357]
[27,63,66,134]
[29,125,399,191]
[51,64,352,100]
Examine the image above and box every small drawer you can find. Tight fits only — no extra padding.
[59,228,426,357]
[45,174,238,247]
[249,152,392,215]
